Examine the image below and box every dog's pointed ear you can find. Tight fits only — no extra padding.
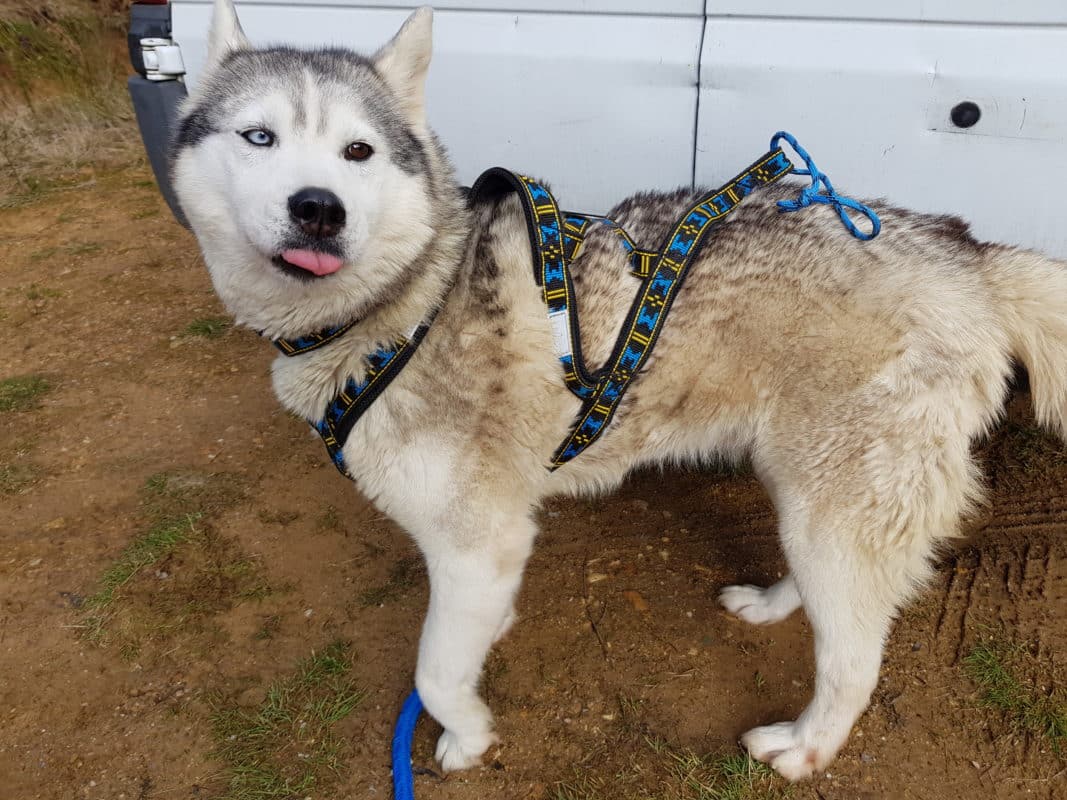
[374,6,434,127]
[207,0,250,65]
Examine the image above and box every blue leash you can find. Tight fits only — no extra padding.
[389,130,879,800]
[391,689,423,800]
[771,130,881,240]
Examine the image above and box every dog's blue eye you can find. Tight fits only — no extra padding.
[240,129,275,147]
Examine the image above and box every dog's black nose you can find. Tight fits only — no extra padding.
[288,187,346,238]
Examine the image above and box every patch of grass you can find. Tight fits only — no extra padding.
[0,461,40,494]
[65,241,102,257]
[209,640,366,800]
[552,736,787,800]
[23,283,62,300]
[81,470,259,646]
[358,556,423,607]
[254,614,282,641]
[223,556,277,601]
[552,771,607,800]
[0,374,50,412]
[552,727,789,800]
[704,754,783,800]
[658,741,786,800]
[964,635,1066,749]
[141,469,246,519]
[82,513,201,630]
[183,317,231,339]
[28,246,59,262]
[131,207,160,220]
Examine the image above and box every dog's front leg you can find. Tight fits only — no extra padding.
[414,514,537,771]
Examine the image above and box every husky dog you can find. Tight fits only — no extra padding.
[171,0,1067,781]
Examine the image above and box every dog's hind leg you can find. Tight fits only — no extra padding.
[414,513,538,772]
[740,504,907,780]
[719,574,801,625]
[741,401,982,780]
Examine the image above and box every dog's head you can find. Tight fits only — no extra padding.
[172,0,454,337]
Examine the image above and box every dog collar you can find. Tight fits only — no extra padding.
[272,318,361,357]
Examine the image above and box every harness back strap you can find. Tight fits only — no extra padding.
[563,214,660,278]
[553,148,793,466]
[471,148,793,469]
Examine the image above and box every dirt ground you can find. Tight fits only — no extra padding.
[0,162,1065,800]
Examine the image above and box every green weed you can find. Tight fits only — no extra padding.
[209,641,366,800]
[83,514,200,621]
[0,461,39,494]
[964,636,1066,749]
[183,317,231,339]
[28,246,59,262]
[553,737,787,800]
[0,374,50,412]
[23,283,62,300]
[65,241,102,257]
[81,470,255,645]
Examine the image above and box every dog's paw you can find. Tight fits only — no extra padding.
[741,722,823,781]
[435,728,497,772]
[719,584,792,625]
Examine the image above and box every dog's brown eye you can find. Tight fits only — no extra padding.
[344,142,373,161]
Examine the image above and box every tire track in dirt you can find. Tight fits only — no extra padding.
[932,546,981,666]
[924,491,1065,785]
[932,509,1066,667]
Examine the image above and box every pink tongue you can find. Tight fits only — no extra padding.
[281,249,344,276]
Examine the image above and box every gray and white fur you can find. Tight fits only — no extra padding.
[171,0,1067,781]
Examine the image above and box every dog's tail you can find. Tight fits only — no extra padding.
[984,246,1067,440]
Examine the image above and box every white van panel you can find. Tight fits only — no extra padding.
[173,2,702,212]
[707,0,1067,25]
[696,17,1067,257]
[201,0,704,14]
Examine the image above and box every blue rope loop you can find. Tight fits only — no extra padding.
[392,689,424,800]
[770,131,881,241]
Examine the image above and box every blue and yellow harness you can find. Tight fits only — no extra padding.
[468,145,795,468]
[271,132,879,478]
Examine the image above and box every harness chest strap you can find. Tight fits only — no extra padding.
[272,317,436,478]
